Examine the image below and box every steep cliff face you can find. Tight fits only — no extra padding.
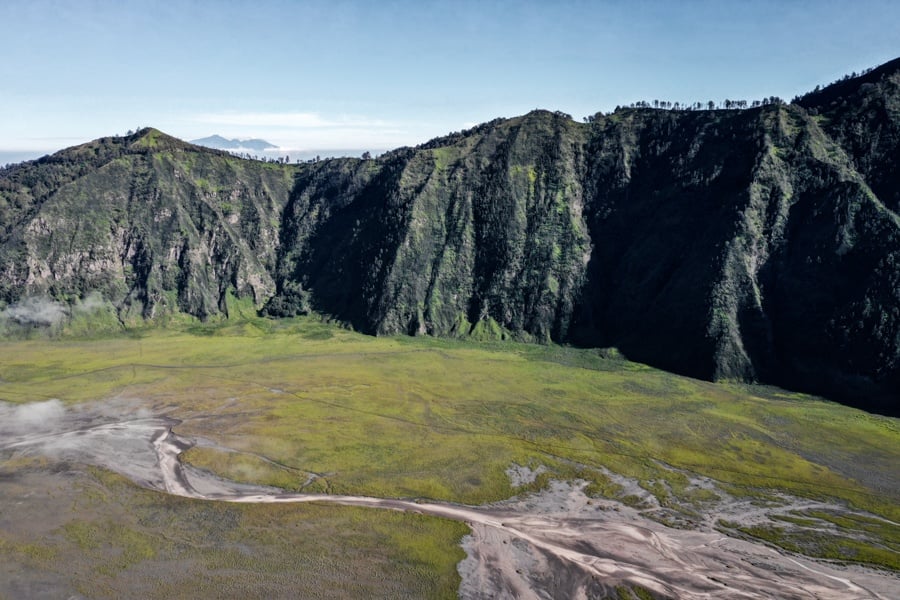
[2,59,899,412]
[269,112,591,341]
[569,104,900,410]
[573,107,769,380]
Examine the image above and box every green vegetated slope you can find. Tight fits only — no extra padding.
[796,57,900,213]
[2,59,900,412]
[1,318,898,573]
[0,129,295,321]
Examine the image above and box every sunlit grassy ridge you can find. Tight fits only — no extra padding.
[1,315,898,569]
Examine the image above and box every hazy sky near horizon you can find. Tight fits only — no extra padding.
[1,0,898,157]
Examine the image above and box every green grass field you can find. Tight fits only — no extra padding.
[0,461,467,599]
[1,312,898,588]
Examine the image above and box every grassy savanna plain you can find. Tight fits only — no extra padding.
[1,304,899,597]
[0,463,468,599]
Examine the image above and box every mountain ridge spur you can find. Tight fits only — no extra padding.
[2,58,899,414]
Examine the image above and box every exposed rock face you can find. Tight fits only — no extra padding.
[2,59,899,413]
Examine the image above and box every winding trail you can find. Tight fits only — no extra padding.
[3,413,898,599]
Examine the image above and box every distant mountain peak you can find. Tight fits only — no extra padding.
[190,135,278,152]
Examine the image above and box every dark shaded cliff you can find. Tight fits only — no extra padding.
[2,59,899,413]
[574,104,900,413]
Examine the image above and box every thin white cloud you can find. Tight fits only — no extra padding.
[195,111,392,129]
[183,110,427,152]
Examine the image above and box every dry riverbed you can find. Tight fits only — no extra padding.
[1,399,898,599]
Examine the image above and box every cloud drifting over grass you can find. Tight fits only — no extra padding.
[2,297,68,327]
[0,293,113,332]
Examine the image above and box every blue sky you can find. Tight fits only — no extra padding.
[1,0,898,159]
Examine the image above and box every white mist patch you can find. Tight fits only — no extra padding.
[0,293,114,333]
[72,292,108,314]
[0,397,152,441]
[0,398,176,489]
[2,297,68,326]
[0,399,66,434]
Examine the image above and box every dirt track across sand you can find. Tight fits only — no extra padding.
[2,404,898,599]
